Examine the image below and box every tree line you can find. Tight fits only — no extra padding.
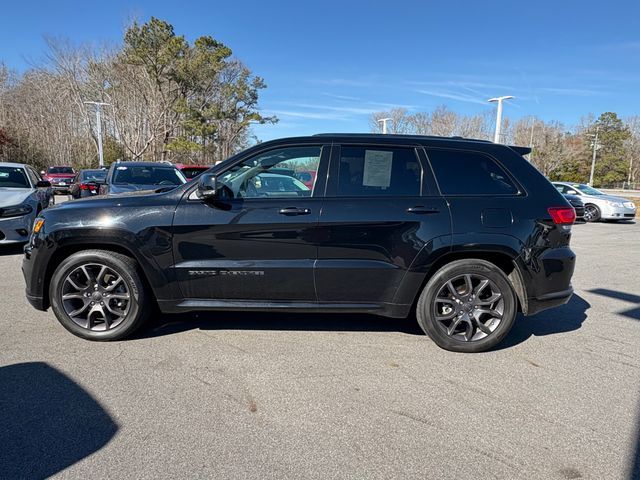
[371,107,639,188]
[0,17,276,170]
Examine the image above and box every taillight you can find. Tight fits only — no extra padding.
[80,183,96,191]
[548,207,576,225]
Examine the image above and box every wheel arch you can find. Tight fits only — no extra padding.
[42,241,158,310]
[403,249,528,315]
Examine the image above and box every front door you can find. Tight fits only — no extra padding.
[172,144,328,301]
[315,144,451,305]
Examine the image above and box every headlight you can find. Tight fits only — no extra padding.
[623,201,635,209]
[605,200,624,208]
[0,204,33,218]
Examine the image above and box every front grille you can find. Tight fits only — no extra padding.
[624,214,635,218]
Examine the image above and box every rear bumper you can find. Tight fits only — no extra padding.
[527,287,573,316]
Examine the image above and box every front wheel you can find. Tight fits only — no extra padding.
[584,204,601,222]
[49,250,149,341]
[416,259,517,353]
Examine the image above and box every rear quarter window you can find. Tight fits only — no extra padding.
[426,148,518,195]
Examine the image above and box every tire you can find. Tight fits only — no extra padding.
[416,259,517,353]
[584,204,601,222]
[49,249,149,341]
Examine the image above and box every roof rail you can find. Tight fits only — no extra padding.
[312,133,492,143]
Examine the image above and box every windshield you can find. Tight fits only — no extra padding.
[48,167,74,174]
[0,167,30,188]
[573,184,604,195]
[81,170,107,182]
[180,167,208,179]
[112,165,186,186]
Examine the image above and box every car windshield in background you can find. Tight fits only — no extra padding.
[181,167,208,178]
[81,170,107,182]
[574,184,604,195]
[0,167,30,188]
[112,166,186,186]
[48,167,74,174]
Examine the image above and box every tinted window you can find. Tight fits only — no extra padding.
[26,168,41,186]
[0,167,30,188]
[337,146,421,197]
[48,167,74,174]
[180,167,208,179]
[112,166,186,186]
[218,146,321,199]
[81,170,107,182]
[427,149,518,195]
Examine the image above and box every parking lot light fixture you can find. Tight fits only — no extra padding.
[488,96,514,143]
[377,117,392,134]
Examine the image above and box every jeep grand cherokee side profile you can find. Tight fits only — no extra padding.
[22,134,576,352]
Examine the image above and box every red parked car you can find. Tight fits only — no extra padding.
[295,170,317,190]
[175,164,210,180]
[41,166,76,194]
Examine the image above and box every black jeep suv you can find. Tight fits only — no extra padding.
[22,134,576,352]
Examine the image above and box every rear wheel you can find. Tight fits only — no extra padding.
[49,250,149,341]
[584,204,601,222]
[416,259,517,353]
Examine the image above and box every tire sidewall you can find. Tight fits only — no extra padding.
[584,204,600,222]
[49,251,145,341]
[417,260,517,353]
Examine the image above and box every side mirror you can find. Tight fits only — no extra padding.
[36,180,51,188]
[197,173,219,200]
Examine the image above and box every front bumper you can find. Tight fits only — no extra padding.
[601,204,636,220]
[22,243,49,311]
[0,214,33,244]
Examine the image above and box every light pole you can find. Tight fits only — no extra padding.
[84,101,110,168]
[488,96,514,143]
[588,126,600,186]
[377,117,392,134]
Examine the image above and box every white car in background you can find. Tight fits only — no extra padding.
[552,182,636,222]
[0,162,53,244]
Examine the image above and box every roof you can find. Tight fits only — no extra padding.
[0,162,28,168]
[313,133,493,144]
[111,161,178,168]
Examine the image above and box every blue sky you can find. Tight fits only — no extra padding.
[1,0,639,140]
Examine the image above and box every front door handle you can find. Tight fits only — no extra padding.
[279,207,311,216]
[406,206,440,214]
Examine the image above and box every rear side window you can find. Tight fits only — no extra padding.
[337,146,421,197]
[427,149,518,195]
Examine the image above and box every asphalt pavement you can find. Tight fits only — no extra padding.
[0,208,639,479]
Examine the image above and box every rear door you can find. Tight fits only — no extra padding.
[315,143,451,306]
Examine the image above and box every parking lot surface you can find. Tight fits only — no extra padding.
[1,211,639,479]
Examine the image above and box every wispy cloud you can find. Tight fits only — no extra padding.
[321,92,361,101]
[268,109,349,121]
[415,89,487,105]
[539,87,604,96]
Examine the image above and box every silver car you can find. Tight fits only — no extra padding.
[0,162,53,244]
[552,182,636,222]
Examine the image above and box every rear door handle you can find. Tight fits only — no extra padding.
[406,206,440,214]
[279,207,311,216]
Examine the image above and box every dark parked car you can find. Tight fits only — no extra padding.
[23,134,576,352]
[41,166,76,194]
[69,169,107,199]
[99,162,187,195]
[562,193,585,221]
[175,164,210,180]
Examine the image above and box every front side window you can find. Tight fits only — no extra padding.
[427,149,518,195]
[337,146,422,197]
[112,166,186,186]
[0,167,30,188]
[218,146,321,199]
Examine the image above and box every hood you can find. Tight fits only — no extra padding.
[0,188,32,208]
[108,184,177,195]
[582,193,631,203]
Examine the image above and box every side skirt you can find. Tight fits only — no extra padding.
[156,299,411,318]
